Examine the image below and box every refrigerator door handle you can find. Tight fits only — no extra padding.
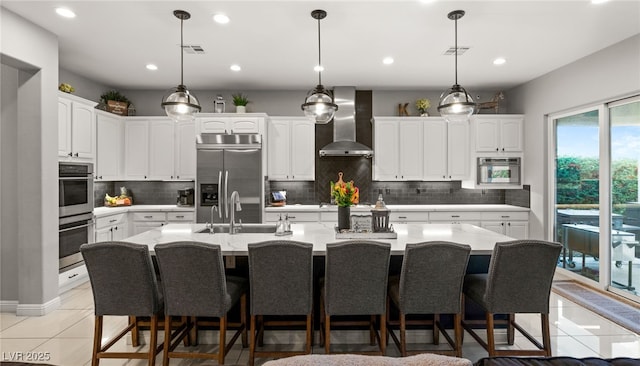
[217,171,223,219]
[224,170,229,219]
[225,149,260,153]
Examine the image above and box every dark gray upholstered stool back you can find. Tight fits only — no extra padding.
[470,240,562,314]
[325,240,391,316]
[248,240,313,316]
[81,241,162,317]
[397,241,471,314]
[154,241,231,318]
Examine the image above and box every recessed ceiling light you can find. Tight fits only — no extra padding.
[314,65,324,72]
[55,7,76,18]
[213,14,230,24]
[146,64,158,71]
[383,57,394,65]
[230,64,241,72]
[591,0,609,4]
[493,57,506,65]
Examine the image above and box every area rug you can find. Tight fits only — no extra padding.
[552,281,640,334]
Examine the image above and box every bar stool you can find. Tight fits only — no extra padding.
[248,240,314,366]
[320,240,391,355]
[387,241,471,357]
[462,240,562,357]
[154,241,248,365]
[81,241,164,366]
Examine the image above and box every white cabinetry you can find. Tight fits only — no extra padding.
[58,93,96,161]
[423,118,469,181]
[95,212,129,242]
[472,115,523,153]
[267,117,315,180]
[95,112,123,181]
[373,118,423,181]
[197,114,266,134]
[390,211,430,224]
[175,120,196,180]
[131,211,195,235]
[480,211,529,239]
[264,211,319,223]
[124,118,179,180]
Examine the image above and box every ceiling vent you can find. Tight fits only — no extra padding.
[182,45,205,54]
[443,46,469,56]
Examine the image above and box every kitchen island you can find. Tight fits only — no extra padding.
[123,222,514,255]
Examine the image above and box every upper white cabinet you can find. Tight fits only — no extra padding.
[124,118,175,180]
[58,93,96,162]
[124,119,151,180]
[174,120,196,180]
[373,117,423,181]
[267,117,315,180]
[95,111,123,181]
[472,115,523,153]
[196,113,266,135]
[423,118,469,181]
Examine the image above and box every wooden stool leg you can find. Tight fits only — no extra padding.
[163,315,171,366]
[508,313,515,345]
[400,313,407,357]
[190,316,198,346]
[148,315,158,366]
[306,314,313,354]
[324,315,331,354]
[433,314,440,345]
[241,293,248,347]
[130,316,139,347]
[486,312,496,357]
[370,315,376,345]
[454,313,462,358]
[249,315,256,366]
[542,313,552,357]
[380,314,386,355]
[92,316,103,366]
[219,316,227,365]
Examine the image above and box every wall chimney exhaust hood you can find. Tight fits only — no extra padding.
[319,86,373,158]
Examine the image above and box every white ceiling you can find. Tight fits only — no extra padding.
[2,1,640,91]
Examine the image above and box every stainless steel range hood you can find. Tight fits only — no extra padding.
[319,86,373,158]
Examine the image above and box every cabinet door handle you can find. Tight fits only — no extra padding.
[98,175,103,179]
[502,148,505,151]
[177,175,180,179]
[399,216,407,219]
[144,175,147,179]
[74,152,79,157]
[67,152,73,157]
[501,215,510,218]
[451,215,460,218]
[443,175,446,178]
[171,175,173,179]
[289,216,296,219]
[144,215,153,219]
[496,148,499,151]
[68,273,78,279]
[501,222,505,226]
[114,226,118,231]
[508,222,511,226]
[176,215,184,218]
[109,219,117,223]
[109,227,113,232]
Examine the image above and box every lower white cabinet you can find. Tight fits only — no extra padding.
[264,211,318,223]
[390,211,430,224]
[131,211,195,235]
[480,211,529,239]
[95,212,129,242]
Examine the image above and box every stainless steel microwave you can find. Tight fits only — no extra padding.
[477,157,521,185]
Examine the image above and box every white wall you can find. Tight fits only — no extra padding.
[0,7,60,314]
[508,34,640,240]
[59,67,112,103]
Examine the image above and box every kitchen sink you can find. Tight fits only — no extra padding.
[197,223,278,234]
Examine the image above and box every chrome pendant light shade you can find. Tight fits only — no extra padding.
[437,10,476,122]
[301,9,338,124]
[162,10,201,121]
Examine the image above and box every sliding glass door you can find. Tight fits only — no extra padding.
[609,98,640,298]
[551,96,639,302]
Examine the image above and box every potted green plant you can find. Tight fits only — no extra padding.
[416,98,431,117]
[100,90,130,116]
[232,93,250,113]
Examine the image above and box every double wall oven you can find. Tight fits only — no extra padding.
[58,162,94,272]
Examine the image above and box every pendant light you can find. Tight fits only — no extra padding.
[301,9,338,124]
[161,10,201,122]
[437,10,476,123]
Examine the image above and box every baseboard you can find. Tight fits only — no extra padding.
[0,300,18,313]
[16,296,61,316]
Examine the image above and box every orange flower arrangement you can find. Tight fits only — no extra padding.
[331,180,359,207]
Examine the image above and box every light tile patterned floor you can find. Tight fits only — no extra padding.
[0,279,639,365]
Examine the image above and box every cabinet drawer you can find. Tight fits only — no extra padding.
[132,212,166,221]
[95,213,127,229]
[167,212,195,222]
[320,212,338,222]
[481,211,529,221]
[265,211,318,222]
[390,211,429,222]
[429,211,482,221]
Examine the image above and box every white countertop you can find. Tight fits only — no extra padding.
[94,205,195,217]
[123,223,514,256]
[265,204,529,213]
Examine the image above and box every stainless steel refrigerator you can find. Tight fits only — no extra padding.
[196,133,263,224]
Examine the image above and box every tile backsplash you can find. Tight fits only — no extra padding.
[94,181,195,207]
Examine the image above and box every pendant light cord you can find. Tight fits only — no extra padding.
[180,16,185,86]
[454,16,458,86]
[317,16,322,86]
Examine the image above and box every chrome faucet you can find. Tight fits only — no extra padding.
[208,205,218,234]
[229,190,242,234]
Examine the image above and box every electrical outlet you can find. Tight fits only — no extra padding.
[225,256,236,269]
[385,188,391,195]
